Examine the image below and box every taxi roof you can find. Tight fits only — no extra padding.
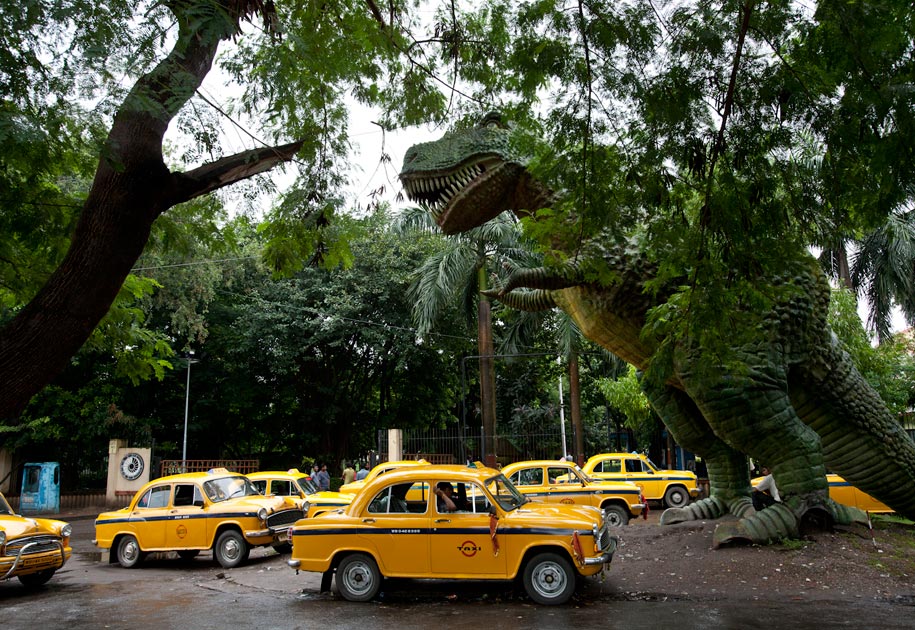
[362,463,501,485]
[502,460,581,469]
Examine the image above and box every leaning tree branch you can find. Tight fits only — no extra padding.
[172,140,306,204]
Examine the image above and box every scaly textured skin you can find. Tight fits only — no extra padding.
[400,113,915,546]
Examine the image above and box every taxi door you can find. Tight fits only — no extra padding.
[360,481,430,576]
[429,481,506,576]
[166,483,208,548]
[128,484,172,549]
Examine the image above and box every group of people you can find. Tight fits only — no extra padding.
[310,460,371,491]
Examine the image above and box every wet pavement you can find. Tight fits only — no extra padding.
[2,508,913,629]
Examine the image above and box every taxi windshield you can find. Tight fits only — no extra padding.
[488,474,528,511]
[297,476,319,494]
[203,475,258,503]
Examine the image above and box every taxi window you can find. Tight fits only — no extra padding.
[601,459,623,473]
[435,480,490,514]
[368,482,423,514]
[137,485,170,509]
[251,480,267,495]
[625,459,642,473]
[173,484,202,507]
[548,467,578,484]
[512,468,543,486]
[270,479,297,496]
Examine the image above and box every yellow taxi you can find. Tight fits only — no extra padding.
[1,490,71,587]
[94,468,303,569]
[337,459,430,495]
[582,452,700,508]
[287,464,618,605]
[248,469,353,518]
[501,460,645,527]
[751,473,893,513]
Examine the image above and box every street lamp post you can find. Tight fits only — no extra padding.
[182,352,200,470]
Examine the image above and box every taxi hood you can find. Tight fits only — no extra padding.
[0,514,66,538]
[507,502,604,528]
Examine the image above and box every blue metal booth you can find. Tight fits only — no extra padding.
[19,462,61,514]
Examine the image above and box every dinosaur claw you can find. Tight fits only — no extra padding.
[659,507,691,525]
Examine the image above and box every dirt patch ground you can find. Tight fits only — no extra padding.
[599,509,915,605]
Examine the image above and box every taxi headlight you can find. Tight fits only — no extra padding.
[60,524,72,538]
[257,507,268,522]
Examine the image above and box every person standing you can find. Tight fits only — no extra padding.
[342,462,356,485]
[356,462,369,480]
[315,463,331,491]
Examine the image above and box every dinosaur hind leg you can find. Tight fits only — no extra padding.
[641,382,753,525]
[678,344,830,547]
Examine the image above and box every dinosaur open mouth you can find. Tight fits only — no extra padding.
[400,158,494,222]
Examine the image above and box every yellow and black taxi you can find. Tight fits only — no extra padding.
[582,452,700,508]
[1,490,71,587]
[287,464,618,605]
[248,469,353,518]
[501,460,645,527]
[751,473,893,514]
[94,468,303,569]
[337,459,430,495]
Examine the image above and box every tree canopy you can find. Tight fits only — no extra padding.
[3,0,914,431]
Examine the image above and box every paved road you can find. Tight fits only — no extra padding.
[2,516,912,629]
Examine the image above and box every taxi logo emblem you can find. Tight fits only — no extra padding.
[176,524,188,539]
[457,540,481,557]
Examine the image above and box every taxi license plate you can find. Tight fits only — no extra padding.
[22,555,51,567]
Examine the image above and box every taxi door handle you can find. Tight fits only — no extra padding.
[435,518,451,523]
[363,518,375,523]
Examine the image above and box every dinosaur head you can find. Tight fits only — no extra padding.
[400,112,528,234]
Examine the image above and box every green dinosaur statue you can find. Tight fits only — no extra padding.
[400,112,915,546]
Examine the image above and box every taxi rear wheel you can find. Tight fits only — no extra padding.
[664,485,689,508]
[336,553,381,602]
[603,505,630,527]
[116,534,145,568]
[214,530,250,568]
[18,569,55,587]
[523,552,576,605]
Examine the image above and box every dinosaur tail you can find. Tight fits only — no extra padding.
[793,334,915,520]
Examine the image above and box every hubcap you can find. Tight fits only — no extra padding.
[222,538,240,560]
[343,562,373,595]
[122,540,138,562]
[532,561,567,598]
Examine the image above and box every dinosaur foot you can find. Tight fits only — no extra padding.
[660,496,727,525]
[713,502,800,548]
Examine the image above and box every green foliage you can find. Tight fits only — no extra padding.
[828,287,915,415]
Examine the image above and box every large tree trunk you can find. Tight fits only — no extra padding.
[0,2,301,422]
[477,267,498,467]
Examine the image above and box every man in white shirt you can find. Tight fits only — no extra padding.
[753,466,779,511]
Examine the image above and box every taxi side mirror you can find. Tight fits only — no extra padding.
[193,500,204,507]
[488,504,497,516]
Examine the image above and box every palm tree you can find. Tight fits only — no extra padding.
[393,207,531,466]
[849,211,915,342]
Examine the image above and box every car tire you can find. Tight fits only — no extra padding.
[177,550,200,561]
[335,553,381,602]
[523,552,576,605]
[116,534,145,568]
[272,543,293,554]
[17,569,55,587]
[664,485,689,508]
[603,504,630,527]
[214,530,250,569]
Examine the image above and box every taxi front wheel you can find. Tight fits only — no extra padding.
[215,530,250,568]
[18,569,55,587]
[336,553,381,602]
[116,534,145,568]
[523,552,575,605]
[603,505,630,527]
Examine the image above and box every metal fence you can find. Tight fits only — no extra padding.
[159,459,260,477]
[378,427,577,466]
